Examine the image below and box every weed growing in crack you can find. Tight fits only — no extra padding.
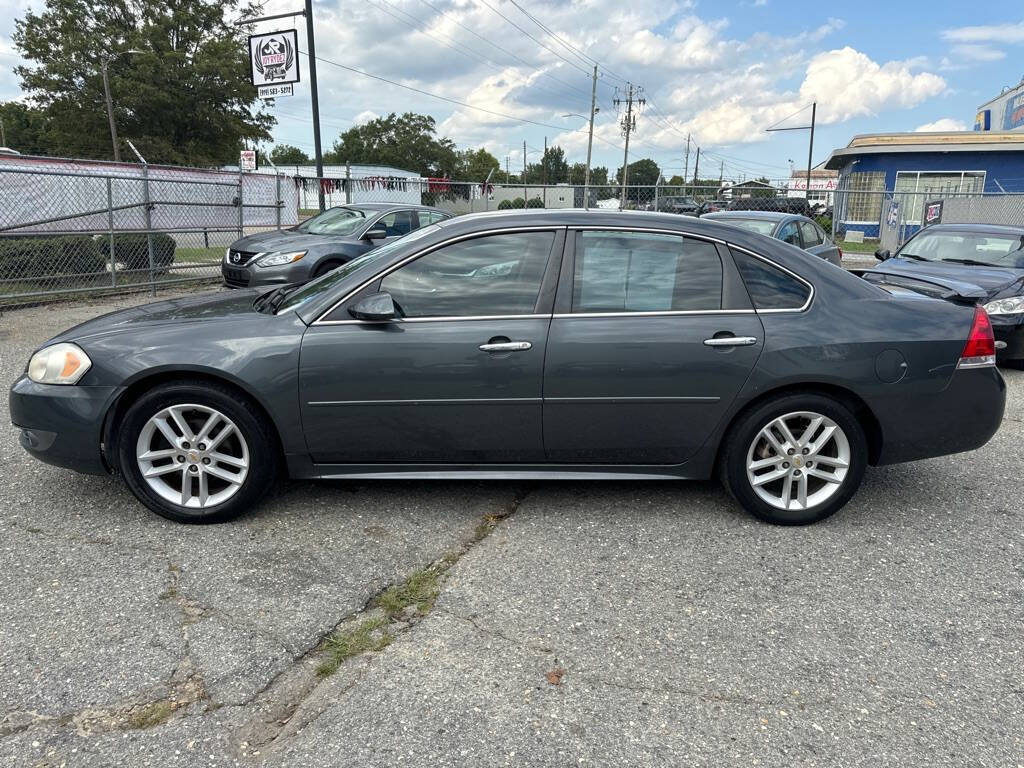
[124,699,175,730]
[317,616,392,677]
[376,568,441,618]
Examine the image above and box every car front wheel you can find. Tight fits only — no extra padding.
[117,381,279,523]
[720,393,867,525]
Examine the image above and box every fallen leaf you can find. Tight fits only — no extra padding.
[545,668,565,685]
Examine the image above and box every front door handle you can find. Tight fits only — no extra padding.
[703,336,758,347]
[479,341,532,352]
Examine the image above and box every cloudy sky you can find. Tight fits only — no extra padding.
[2,0,1023,179]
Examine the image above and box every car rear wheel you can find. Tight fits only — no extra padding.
[720,393,867,525]
[117,381,278,523]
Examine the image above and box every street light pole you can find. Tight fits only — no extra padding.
[101,61,120,162]
[585,64,597,209]
[100,50,143,162]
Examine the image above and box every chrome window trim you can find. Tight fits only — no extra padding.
[314,314,551,327]
[552,309,756,319]
[312,226,566,326]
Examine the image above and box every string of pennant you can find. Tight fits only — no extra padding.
[290,175,460,193]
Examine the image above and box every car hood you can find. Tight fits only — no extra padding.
[231,230,361,252]
[49,289,267,345]
[875,257,1024,299]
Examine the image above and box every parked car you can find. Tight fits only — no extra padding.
[11,210,1004,527]
[870,223,1024,367]
[655,196,699,215]
[696,199,728,216]
[702,210,842,266]
[727,196,814,217]
[221,203,450,288]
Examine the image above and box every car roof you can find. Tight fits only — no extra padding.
[340,202,447,213]
[703,210,797,222]
[913,223,1024,237]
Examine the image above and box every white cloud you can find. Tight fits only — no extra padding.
[942,22,1024,43]
[915,118,968,132]
[353,110,380,125]
[950,43,1006,61]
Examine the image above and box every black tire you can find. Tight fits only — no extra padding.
[719,393,867,525]
[312,259,341,279]
[117,380,279,524]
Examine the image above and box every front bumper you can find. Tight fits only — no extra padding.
[991,316,1024,361]
[222,260,305,289]
[9,376,120,475]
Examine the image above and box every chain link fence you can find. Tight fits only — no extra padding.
[0,156,294,307]
[7,155,1024,308]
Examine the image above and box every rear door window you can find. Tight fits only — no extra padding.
[799,221,823,247]
[777,221,802,247]
[571,231,723,312]
[731,249,811,310]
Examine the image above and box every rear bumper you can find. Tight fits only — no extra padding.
[872,366,1006,465]
[9,376,118,475]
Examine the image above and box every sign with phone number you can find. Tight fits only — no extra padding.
[258,83,294,99]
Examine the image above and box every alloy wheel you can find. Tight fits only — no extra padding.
[135,403,249,509]
[745,410,850,511]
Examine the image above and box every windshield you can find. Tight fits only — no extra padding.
[717,218,777,236]
[898,231,1024,267]
[294,206,374,236]
[276,224,444,314]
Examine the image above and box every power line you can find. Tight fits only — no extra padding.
[474,0,597,81]
[412,0,595,100]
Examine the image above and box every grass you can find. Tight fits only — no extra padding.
[175,246,223,264]
[124,699,175,730]
[317,616,392,677]
[376,568,443,618]
[839,238,880,254]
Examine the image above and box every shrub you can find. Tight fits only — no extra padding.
[99,233,176,272]
[525,197,544,208]
[0,235,105,282]
[815,215,832,233]
[497,199,514,210]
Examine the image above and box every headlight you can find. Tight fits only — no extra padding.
[27,342,92,385]
[255,250,306,268]
[224,247,230,261]
[984,296,1024,315]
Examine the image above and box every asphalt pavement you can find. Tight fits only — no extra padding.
[1,289,1021,767]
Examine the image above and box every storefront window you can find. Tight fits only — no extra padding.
[894,171,985,223]
[846,172,886,222]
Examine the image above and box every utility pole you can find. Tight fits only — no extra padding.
[683,134,691,186]
[505,155,510,184]
[806,102,816,201]
[523,139,527,206]
[692,146,700,185]
[101,62,120,162]
[584,64,597,209]
[718,160,724,187]
[542,135,547,208]
[304,0,325,211]
[0,117,6,147]
[614,82,644,209]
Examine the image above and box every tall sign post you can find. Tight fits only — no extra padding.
[237,6,325,210]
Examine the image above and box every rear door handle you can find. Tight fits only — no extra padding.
[479,341,532,352]
[703,336,758,347]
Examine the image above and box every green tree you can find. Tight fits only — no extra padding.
[0,101,48,153]
[615,158,660,186]
[455,147,499,181]
[13,0,274,165]
[269,144,310,165]
[328,112,457,177]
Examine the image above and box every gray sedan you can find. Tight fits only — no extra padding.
[703,210,842,266]
[10,210,1005,526]
[222,203,450,288]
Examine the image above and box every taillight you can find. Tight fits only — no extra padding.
[958,306,996,369]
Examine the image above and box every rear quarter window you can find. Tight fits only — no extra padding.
[731,248,811,310]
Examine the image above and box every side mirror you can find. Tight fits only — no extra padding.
[364,228,387,241]
[349,291,398,321]
[874,248,890,261]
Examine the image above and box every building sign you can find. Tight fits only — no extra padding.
[257,83,294,100]
[1003,93,1024,131]
[240,150,257,172]
[974,109,991,131]
[249,29,300,88]
[788,177,837,191]
[923,200,943,226]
